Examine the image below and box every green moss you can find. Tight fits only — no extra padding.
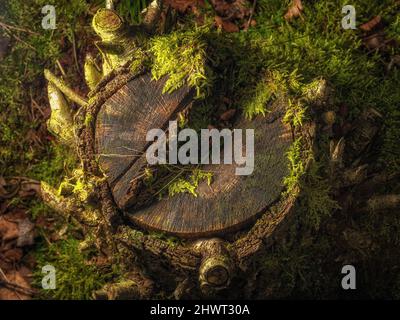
[29,200,54,220]
[243,77,274,119]
[283,138,306,197]
[27,143,77,186]
[167,168,213,198]
[150,26,214,98]
[298,162,339,230]
[148,232,183,247]
[283,99,307,129]
[33,238,114,300]
[84,114,93,128]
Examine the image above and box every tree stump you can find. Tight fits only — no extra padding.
[95,78,293,237]
[77,65,314,298]
[42,6,318,299]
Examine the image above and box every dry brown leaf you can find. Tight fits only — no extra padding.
[0,267,32,300]
[0,218,19,242]
[364,33,386,50]
[215,16,240,33]
[2,248,23,263]
[211,0,250,20]
[164,0,205,13]
[284,0,303,21]
[360,16,382,32]
[18,180,40,198]
[220,109,237,121]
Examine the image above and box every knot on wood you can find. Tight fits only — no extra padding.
[193,238,234,293]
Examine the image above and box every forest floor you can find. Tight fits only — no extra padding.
[0,0,400,299]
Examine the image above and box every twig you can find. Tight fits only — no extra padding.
[0,267,22,300]
[70,29,81,76]
[0,280,36,296]
[0,19,40,36]
[30,95,46,118]
[44,69,88,107]
[56,59,67,78]
[246,0,257,30]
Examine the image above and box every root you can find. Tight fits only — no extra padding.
[44,69,88,107]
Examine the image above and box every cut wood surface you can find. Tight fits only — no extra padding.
[126,105,292,237]
[96,73,293,237]
[95,73,194,186]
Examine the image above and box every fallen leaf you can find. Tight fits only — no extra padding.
[284,0,303,21]
[18,180,40,198]
[211,0,250,20]
[0,218,19,242]
[0,267,33,300]
[387,55,400,71]
[164,0,205,13]
[364,33,386,50]
[220,109,237,121]
[360,16,381,32]
[215,16,239,33]
[2,248,23,263]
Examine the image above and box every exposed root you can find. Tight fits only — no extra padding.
[44,69,88,107]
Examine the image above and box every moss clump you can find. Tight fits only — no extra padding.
[84,113,93,128]
[34,238,114,300]
[150,26,214,98]
[167,168,213,197]
[298,162,339,230]
[283,138,307,197]
[27,143,77,187]
[243,76,274,119]
[57,168,100,203]
[283,99,308,129]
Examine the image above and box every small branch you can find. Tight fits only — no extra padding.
[245,0,257,30]
[56,59,67,78]
[44,69,88,107]
[70,29,81,76]
[0,19,40,35]
[0,267,22,300]
[0,280,37,297]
